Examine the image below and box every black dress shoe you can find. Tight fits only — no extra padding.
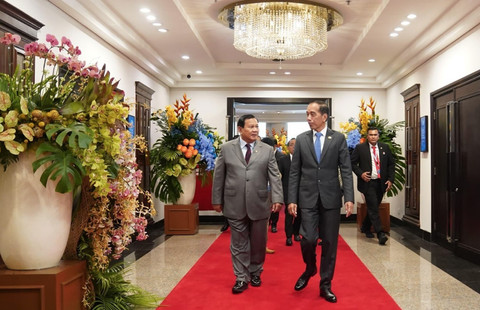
[294,268,317,291]
[320,288,337,303]
[220,222,229,232]
[365,231,374,238]
[250,275,261,287]
[286,238,293,246]
[232,281,248,294]
[378,232,388,245]
[294,235,301,242]
[271,225,277,233]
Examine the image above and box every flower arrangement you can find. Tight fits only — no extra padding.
[150,94,223,203]
[267,127,289,154]
[340,97,406,197]
[0,33,158,308]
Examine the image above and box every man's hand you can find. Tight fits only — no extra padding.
[212,204,223,213]
[361,171,371,182]
[271,203,282,212]
[385,180,393,192]
[288,203,298,217]
[344,201,354,217]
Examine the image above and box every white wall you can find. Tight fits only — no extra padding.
[9,0,170,221]
[386,26,480,232]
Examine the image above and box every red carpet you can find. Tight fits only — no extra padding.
[159,210,400,309]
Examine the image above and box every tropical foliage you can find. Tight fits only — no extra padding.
[267,127,289,154]
[150,94,223,203]
[0,33,158,308]
[340,97,406,197]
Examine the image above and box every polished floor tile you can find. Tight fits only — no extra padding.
[123,222,480,309]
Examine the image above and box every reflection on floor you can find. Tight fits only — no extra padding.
[121,222,480,309]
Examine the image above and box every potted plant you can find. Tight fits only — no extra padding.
[150,94,223,204]
[0,32,159,309]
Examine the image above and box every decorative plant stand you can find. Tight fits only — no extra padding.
[164,203,199,235]
[356,202,390,233]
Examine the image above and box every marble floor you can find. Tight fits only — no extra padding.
[122,222,480,309]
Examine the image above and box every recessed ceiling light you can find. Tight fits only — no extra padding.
[407,14,417,19]
[401,20,410,26]
[368,58,376,62]
[356,72,363,76]
[195,70,202,74]
[395,27,403,32]
[390,32,399,37]
[269,71,276,75]
[146,15,156,21]
[284,72,291,75]
[158,28,168,33]
[139,8,151,13]
[181,55,190,60]
[152,22,162,27]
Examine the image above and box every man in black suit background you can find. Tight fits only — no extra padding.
[350,127,395,245]
[277,138,301,246]
[288,101,354,303]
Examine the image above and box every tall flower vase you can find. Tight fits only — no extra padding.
[0,150,73,270]
[175,171,197,205]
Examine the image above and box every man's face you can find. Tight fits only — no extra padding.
[306,103,328,132]
[287,139,296,154]
[238,118,259,143]
[367,129,379,145]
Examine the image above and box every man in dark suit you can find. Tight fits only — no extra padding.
[261,137,284,233]
[277,138,301,246]
[212,114,283,294]
[288,101,354,303]
[350,127,395,245]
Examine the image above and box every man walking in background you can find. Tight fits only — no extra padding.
[350,127,395,245]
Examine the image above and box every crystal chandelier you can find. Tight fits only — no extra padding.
[219,1,343,60]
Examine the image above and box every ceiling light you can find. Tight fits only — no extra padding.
[284,72,291,75]
[146,15,156,21]
[218,1,343,60]
[152,22,162,27]
[139,8,151,14]
[269,71,276,75]
[158,28,168,33]
[394,27,403,32]
[356,72,363,76]
[182,55,190,60]
[407,14,417,19]
[401,20,410,26]
[195,70,203,74]
[390,32,399,37]
[368,58,375,62]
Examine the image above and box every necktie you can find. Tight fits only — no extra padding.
[245,143,251,164]
[315,132,322,163]
[372,145,381,178]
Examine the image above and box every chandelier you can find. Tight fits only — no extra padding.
[219,1,343,60]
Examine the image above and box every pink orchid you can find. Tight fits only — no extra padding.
[46,34,59,46]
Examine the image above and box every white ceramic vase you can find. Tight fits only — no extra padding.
[175,171,197,205]
[0,149,73,270]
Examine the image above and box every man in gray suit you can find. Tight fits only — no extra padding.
[212,114,283,294]
[288,101,354,303]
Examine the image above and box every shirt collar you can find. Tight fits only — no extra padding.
[240,138,255,148]
[312,127,327,137]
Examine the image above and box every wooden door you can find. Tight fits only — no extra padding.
[135,82,154,196]
[432,71,480,263]
[402,84,420,226]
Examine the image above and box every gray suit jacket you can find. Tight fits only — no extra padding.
[288,128,354,209]
[212,138,283,220]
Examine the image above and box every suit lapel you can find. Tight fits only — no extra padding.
[233,139,246,165]
[320,128,334,162]
[305,131,316,162]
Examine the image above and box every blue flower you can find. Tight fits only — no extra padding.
[346,128,361,150]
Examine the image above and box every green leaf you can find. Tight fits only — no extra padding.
[45,122,94,149]
[32,142,86,193]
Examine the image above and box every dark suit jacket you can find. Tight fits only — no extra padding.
[288,128,354,209]
[277,153,291,203]
[350,141,395,194]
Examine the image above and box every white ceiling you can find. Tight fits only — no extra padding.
[48,0,479,90]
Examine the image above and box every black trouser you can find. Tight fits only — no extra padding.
[362,179,384,233]
[284,205,301,238]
